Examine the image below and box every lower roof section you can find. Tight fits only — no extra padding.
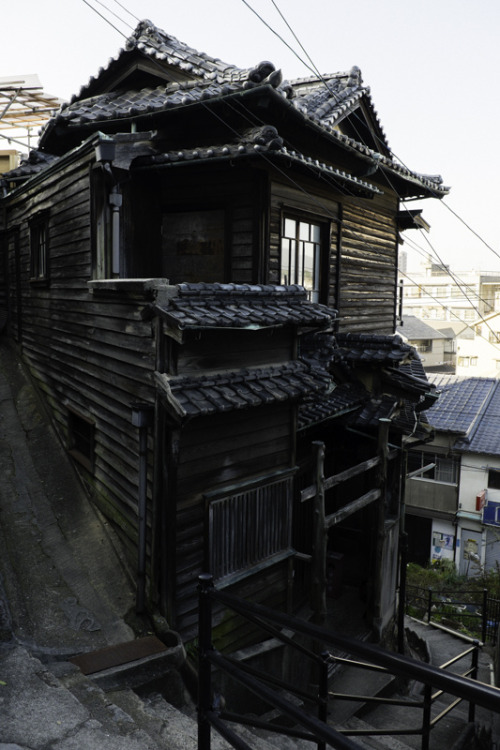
[155,361,331,422]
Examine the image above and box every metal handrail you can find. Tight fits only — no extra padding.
[406,584,500,644]
[198,574,500,750]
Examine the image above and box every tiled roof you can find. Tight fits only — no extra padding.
[0,150,59,184]
[459,383,500,456]
[36,20,447,199]
[383,364,438,410]
[290,67,388,149]
[74,20,271,103]
[425,376,497,435]
[298,381,368,429]
[397,316,447,341]
[153,283,336,330]
[132,125,382,197]
[334,333,415,367]
[55,77,284,129]
[155,361,330,421]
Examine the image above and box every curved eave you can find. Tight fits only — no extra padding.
[132,146,382,198]
[38,82,448,199]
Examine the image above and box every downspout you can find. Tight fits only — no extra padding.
[131,402,154,613]
[109,187,122,276]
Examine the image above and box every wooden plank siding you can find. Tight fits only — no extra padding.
[336,196,398,334]
[169,403,293,641]
[268,175,399,335]
[3,148,157,563]
[149,165,266,285]
[175,328,294,376]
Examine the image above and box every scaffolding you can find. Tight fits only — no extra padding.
[0,74,62,153]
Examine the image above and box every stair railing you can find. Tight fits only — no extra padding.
[198,574,500,750]
[328,639,481,750]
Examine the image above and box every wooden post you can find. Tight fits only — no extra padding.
[311,441,327,627]
[372,418,390,639]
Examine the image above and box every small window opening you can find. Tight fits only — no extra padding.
[67,408,95,472]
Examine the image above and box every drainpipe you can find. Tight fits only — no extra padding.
[131,402,154,613]
[109,188,122,275]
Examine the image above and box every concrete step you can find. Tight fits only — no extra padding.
[328,659,396,726]
[0,645,161,748]
[341,716,415,750]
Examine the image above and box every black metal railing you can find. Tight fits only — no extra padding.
[406,585,500,644]
[198,574,500,750]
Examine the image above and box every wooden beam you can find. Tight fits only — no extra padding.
[301,450,398,502]
[325,488,381,529]
[324,455,381,491]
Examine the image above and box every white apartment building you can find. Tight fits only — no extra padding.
[399,254,500,325]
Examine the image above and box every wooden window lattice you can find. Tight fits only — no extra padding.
[208,475,293,583]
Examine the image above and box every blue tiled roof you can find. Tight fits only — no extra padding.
[455,382,500,456]
[425,376,496,435]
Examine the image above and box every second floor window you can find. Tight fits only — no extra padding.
[281,216,322,302]
[408,450,459,485]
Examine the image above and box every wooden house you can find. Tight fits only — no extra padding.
[0,21,447,647]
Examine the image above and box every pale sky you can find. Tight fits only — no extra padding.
[2,0,500,273]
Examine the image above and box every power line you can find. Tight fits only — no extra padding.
[241,0,500,267]
[74,2,500,341]
[79,0,130,39]
[110,0,140,23]
[87,0,135,30]
[399,268,500,354]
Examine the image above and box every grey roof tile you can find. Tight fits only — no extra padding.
[0,150,59,184]
[131,124,382,197]
[397,316,447,340]
[334,333,415,367]
[155,361,330,420]
[298,381,368,429]
[460,383,500,455]
[154,283,337,330]
[36,20,448,199]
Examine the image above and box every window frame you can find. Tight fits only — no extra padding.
[488,468,500,490]
[407,450,459,486]
[204,468,295,588]
[280,213,329,303]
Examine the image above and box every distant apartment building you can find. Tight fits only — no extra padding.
[455,310,500,376]
[399,255,500,325]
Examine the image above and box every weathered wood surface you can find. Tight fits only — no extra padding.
[171,404,293,639]
[268,175,398,334]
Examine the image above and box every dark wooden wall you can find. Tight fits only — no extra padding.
[131,164,267,285]
[268,174,398,335]
[168,402,293,641]
[3,149,157,563]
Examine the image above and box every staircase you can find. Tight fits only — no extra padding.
[1,617,497,749]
